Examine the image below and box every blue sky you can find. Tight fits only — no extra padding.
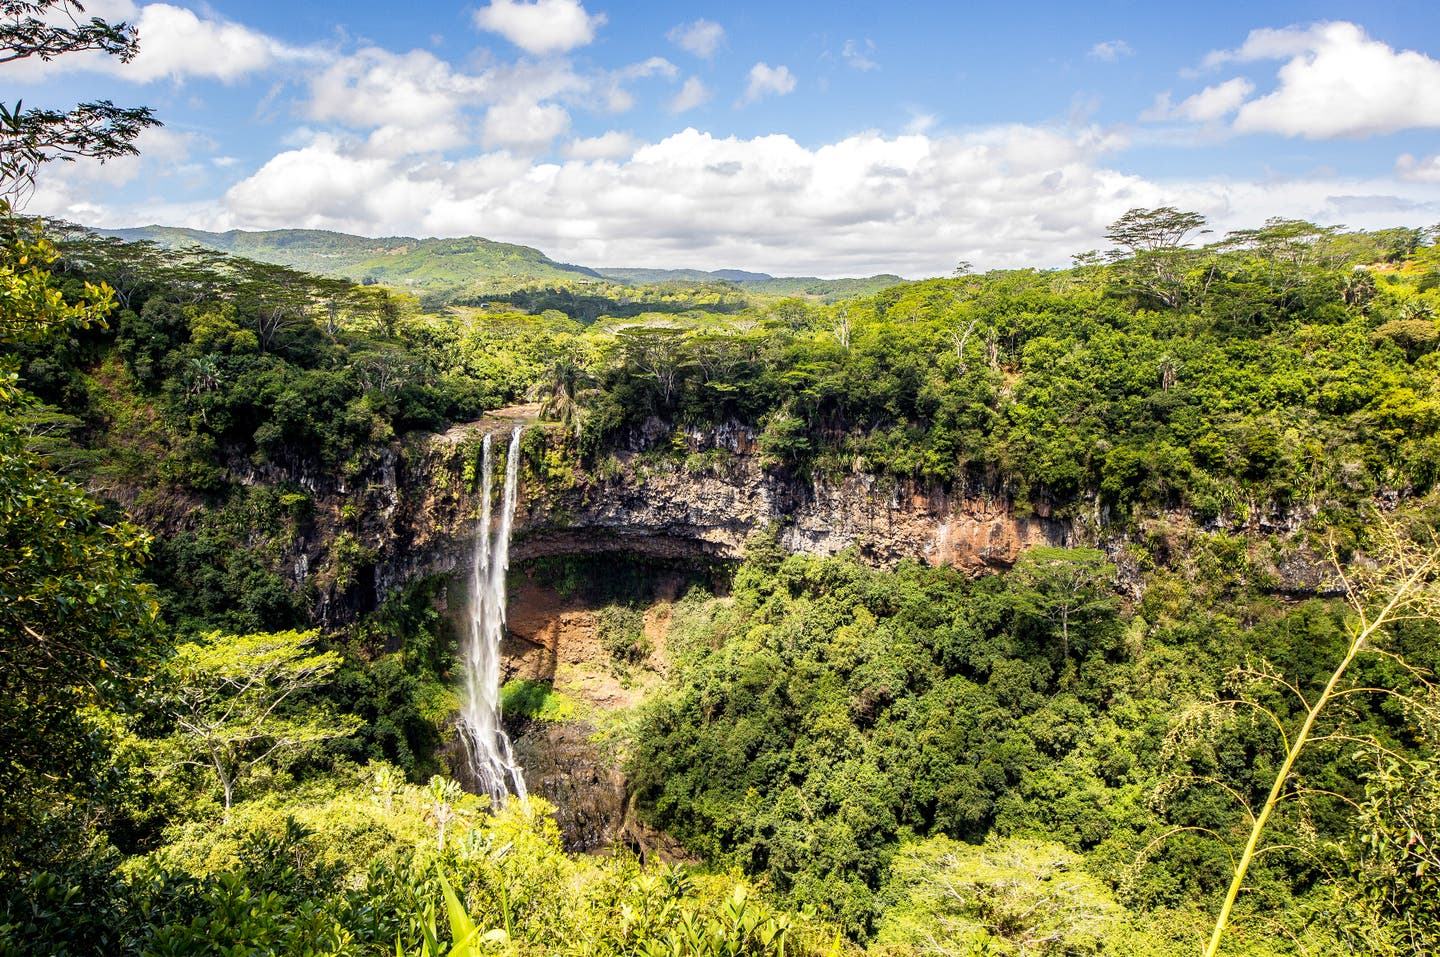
[13,0,1440,275]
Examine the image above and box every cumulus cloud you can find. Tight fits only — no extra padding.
[304,47,666,155]
[472,0,604,56]
[842,39,879,71]
[307,47,489,155]
[667,19,725,59]
[309,48,487,129]
[564,131,638,160]
[1087,39,1133,62]
[482,99,571,150]
[1205,22,1440,138]
[183,124,1205,272]
[8,1,321,83]
[1204,23,1325,67]
[739,63,796,105]
[53,117,1440,276]
[224,135,442,228]
[1397,154,1440,184]
[300,43,676,156]
[669,77,710,113]
[1142,77,1254,123]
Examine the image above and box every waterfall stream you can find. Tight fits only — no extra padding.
[459,426,528,805]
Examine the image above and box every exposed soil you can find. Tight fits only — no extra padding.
[501,574,664,709]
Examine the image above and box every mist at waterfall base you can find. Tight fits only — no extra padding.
[458,427,528,805]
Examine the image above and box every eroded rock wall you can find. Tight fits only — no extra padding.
[114,406,1332,626]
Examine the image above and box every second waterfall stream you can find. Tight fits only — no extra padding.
[459,426,528,805]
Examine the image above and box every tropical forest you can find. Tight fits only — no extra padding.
[4,2,1440,955]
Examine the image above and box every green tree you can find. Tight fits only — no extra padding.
[228,257,319,352]
[0,225,159,855]
[1008,547,1118,662]
[161,629,360,815]
[876,836,1138,955]
[1104,207,1210,309]
[615,326,690,409]
[528,356,594,437]
[1327,757,1440,954]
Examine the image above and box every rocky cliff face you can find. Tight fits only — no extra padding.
[127,405,1328,626]
[337,409,1330,624]
[514,421,1070,569]
[327,411,1068,624]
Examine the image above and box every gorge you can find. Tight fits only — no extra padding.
[7,0,1440,948]
[8,211,1440,955]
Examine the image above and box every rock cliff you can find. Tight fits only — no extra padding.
[337,408,1329,624]
[114,404,1330,626]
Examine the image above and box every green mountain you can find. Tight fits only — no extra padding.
[95,226,603,290]
[94,225,910,301]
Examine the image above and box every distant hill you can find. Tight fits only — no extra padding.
[595,266,908,300]
[596,267,776,284]
[93,225,912,300]
[741,274,909,299]
[95,226,602,290]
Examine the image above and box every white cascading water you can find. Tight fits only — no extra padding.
[459,426,528,805]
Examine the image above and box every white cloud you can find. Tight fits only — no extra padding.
[472,0,604,56]
[301,47,616,155]
[564,131,638,160]
[669,77,710,113]
[9,2,322,83]
[1204,24,1323,67]
[125,4,322,82]
[667,19,725,59]
[298,42,675,157]
[1142,77,1254,123]
[224,135,446,229]
[842,39,879,72]
[307,47,488,155]
[1205,22,1440,138]
[58,120,1440,276]
[602,57,679,112]
[482,99,571,151]
[309,48,487,129]
[1087,39,1133,62]
[1397,154,1440,184]
[739,63,796,105]
[617,57,679,82]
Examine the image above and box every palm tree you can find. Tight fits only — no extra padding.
[528,358,594,438]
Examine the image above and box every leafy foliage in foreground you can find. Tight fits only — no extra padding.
[0,223,160,866]
[0,782,834,957]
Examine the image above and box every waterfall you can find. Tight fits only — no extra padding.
[459,426,528,805]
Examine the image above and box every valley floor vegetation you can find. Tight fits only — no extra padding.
[5,161,1440,952]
